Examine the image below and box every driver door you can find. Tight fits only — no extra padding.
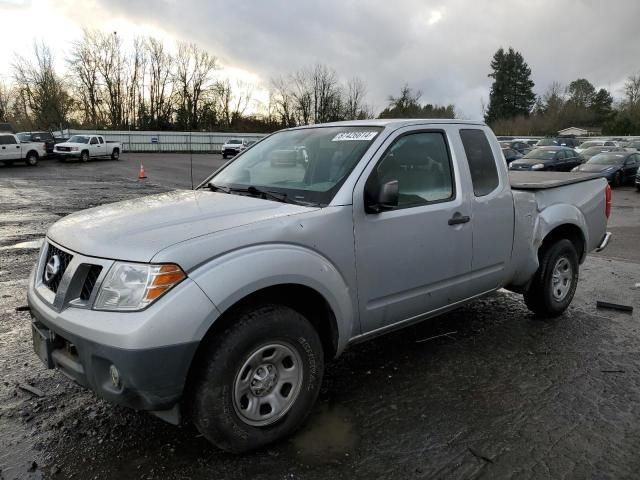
[353,127,472,335]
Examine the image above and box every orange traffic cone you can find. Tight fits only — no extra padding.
[138,162,147,180]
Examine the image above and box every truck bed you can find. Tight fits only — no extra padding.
[509,171,605,190]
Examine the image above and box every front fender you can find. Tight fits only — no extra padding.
[188,244,355,355]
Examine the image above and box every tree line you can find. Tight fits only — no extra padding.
[485,46,640,135]
[0,29,456,133]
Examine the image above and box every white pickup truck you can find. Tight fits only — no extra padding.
[54,135,121,162]
[28,119,611,453]
[0,133,46,166]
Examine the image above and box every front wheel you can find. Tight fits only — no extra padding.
[80,151,89,162]
[189,304,324,453]
[524,239,579,317]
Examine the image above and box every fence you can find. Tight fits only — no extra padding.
[61,129,267,153]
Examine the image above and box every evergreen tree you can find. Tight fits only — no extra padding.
[485,47,536,124]
[591,88,613,126]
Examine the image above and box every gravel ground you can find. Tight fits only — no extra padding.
[1,156,639,479]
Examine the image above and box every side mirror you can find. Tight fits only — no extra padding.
[365,180,399,213]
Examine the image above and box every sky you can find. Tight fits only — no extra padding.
[1,0,639,119]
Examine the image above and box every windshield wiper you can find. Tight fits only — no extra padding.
[207,183,231,193]
[245,185,292,204]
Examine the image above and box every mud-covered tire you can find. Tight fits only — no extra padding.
[189,304,324,453]
[524,239,579,317]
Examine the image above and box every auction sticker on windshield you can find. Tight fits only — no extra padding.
[332,131,378,141]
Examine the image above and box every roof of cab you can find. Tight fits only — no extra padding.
[288,118,487,130]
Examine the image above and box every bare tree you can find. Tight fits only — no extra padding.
[345,77,368,120]
[0,81,12,122]
[174,42,218,129]
[68,29,104,127]
[145,37,173,127]
[270,75,296,127]
[94,31,126,127]
[624,74,640,106]
[310,64,340,123]
[12,42,71,130]
[290,69,313,125]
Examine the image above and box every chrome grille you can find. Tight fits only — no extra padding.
[80,265,103,300]
[42,244,73,293]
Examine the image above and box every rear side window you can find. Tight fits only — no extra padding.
[460,129,499,197]
[99,137,104,144]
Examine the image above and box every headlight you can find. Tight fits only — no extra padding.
[571,166,579,172]
[531,163,545,170]
[71,147,78,151]
[94,262,186,311]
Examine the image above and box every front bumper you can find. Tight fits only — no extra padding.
[27,249,218,412]
[222,148,241,156]
[55,151,81,158]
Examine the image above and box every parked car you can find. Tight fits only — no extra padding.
[501,146,523,164]
[509,146,583,171]
[17,131,56,154]
[537,137,582,149]
[54,135,121,162]
[28,119,611,453]
[579,146,627,161]
[636,170,640,191]
[574,139,617,154]
[500,140,532,155]
[0,133,46,166]
[572,151,640,187]
[626,140,640,151]
[221,138,249,159]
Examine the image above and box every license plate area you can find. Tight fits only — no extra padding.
[32,322,54,368]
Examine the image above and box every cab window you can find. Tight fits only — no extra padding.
[366,131,454,209]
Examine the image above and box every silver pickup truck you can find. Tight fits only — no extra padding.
[28,120,611,452]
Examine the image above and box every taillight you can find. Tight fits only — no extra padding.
[605,183,612,219]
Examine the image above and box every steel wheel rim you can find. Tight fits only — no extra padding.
[232,341,303,427]
[551,257,573,301]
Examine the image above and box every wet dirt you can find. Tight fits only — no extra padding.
[1,162,639,479]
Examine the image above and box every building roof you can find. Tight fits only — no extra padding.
[558,127,589,135]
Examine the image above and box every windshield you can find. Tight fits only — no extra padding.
[228,139,242,144]
[588,154,625,165]
[523,149,556,160]
[68,135,90,143]
[206,126,383,206]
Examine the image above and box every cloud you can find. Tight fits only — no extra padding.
[3,0,640,118]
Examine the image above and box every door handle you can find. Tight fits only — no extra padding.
[448,213,470,225]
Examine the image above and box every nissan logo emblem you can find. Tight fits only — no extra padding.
[44,255,61,284]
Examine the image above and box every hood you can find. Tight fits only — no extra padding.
[576,163,618,173]
[55,142,79,148]
[47,190,317,262]
[510,158,552,166]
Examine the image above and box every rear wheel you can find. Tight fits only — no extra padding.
[222,153,227,159]
[524,239,579,317]
[25,152,38,166]
[111,148,120,160]
[189,304,324,453]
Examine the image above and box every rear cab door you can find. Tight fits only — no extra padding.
[455,126,515,294]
